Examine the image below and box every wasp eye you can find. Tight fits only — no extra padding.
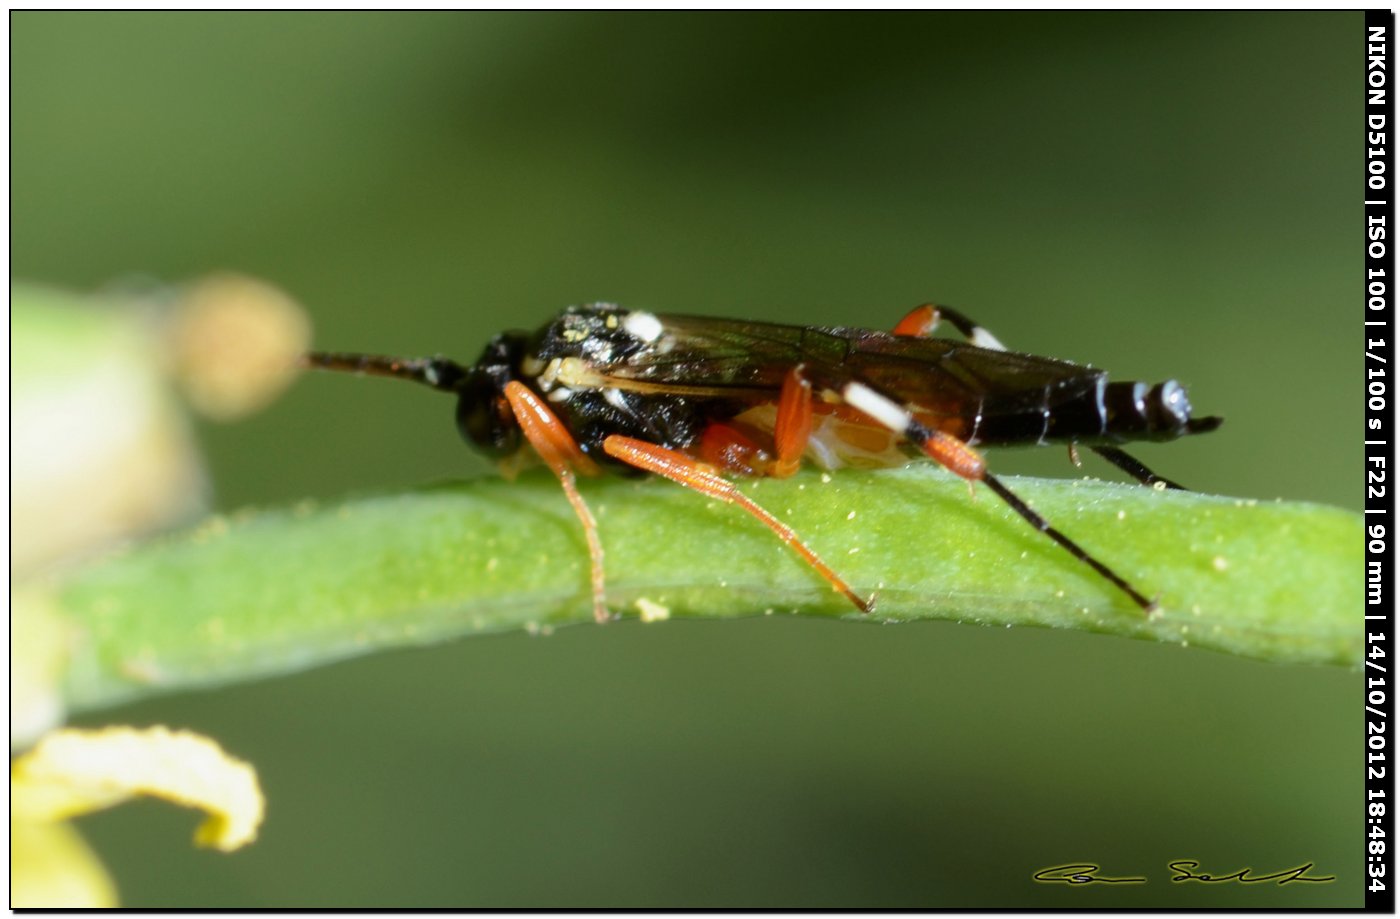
[456,386,521,456]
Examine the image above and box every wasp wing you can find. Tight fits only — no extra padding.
[602,314,1106,422]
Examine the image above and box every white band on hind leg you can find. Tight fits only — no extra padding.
[841,382,914,435]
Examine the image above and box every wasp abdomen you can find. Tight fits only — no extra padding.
[1100,379,1222,442]
[972,377,1221,446]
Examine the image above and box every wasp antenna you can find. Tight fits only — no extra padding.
[301,352,468,394]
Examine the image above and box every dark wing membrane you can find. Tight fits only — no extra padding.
[602,314,823,390]
[607,314,1105,419]
[838,329,1106,419]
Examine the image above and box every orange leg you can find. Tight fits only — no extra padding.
[602,435,875,614]
[892,302,1007,351]
[698,422,769,476]
[771,365,814,478]
[502,381,610,623]
[697,365,813,478]
[892,303,941,337]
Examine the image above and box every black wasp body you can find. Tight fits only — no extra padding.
[304,302,1222,621]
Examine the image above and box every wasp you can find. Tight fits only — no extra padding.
[303,303,1221,622]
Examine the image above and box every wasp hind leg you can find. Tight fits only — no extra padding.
[892,303,1008,351]
[839,379,1157,613]
[601,434,874,614]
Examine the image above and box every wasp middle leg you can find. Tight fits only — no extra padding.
[697,365,814,479]
[650,366,876,610]
[602,429,875,614]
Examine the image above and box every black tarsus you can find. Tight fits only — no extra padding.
[1090,445,1187,491]
[981,472,1157,612]
[929,305,984,341]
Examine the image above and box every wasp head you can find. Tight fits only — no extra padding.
[454,330,530,457]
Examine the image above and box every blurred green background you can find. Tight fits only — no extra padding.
[13,11,1360,907]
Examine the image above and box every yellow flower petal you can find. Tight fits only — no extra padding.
[11,725,265,851]
[10,816,118,908]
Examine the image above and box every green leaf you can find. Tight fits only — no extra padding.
[47,466,1360,715]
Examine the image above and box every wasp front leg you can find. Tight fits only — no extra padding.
[839,379,1157,612]
[501,381,612,623]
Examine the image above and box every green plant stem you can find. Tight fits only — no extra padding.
[49,467,1361,714]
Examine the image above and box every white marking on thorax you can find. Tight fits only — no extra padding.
[555,357,607,389]
[603,388,629,412]
[621,311,664,343]
[537,357,565,389]
[521,355,545,377]
[842,382,913,434]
